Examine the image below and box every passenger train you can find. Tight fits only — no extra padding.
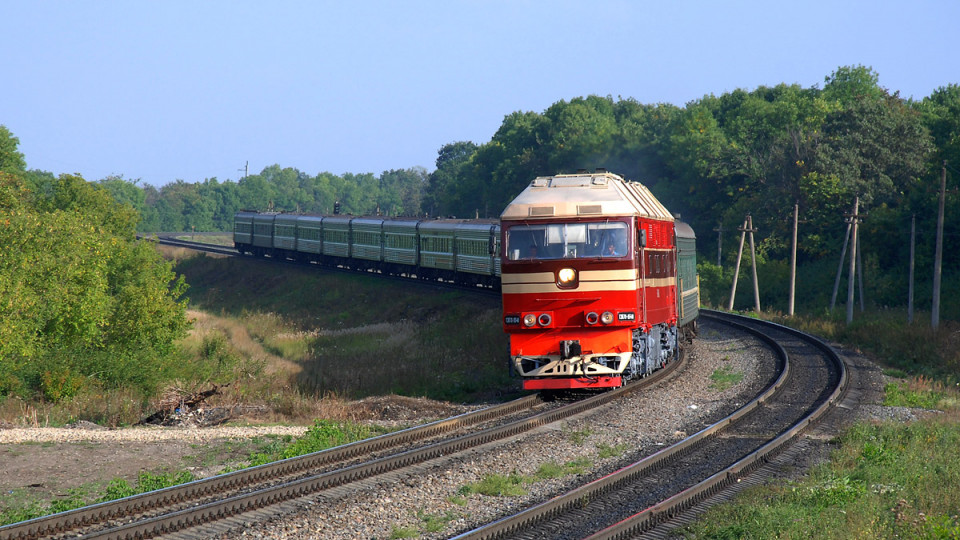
[233,170,699,390]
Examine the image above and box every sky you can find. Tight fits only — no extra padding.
[2,0,958,187]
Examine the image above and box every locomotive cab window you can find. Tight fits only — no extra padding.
[505,220,629,261]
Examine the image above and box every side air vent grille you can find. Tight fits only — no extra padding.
[529,206,555,217]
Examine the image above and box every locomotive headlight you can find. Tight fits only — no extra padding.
[523,314,537,327]
[538,313,552,326]
[585,312,599,325]
[600,311,615,325]
[557,267,577,286]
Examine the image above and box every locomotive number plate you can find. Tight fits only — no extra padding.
[618,312,635,321]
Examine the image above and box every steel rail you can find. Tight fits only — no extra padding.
[580,310,847,539]
[450,309,844,540]
[0,395,540,540]
[1,357,683,540]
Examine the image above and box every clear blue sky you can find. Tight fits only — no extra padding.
[2,1,957,187]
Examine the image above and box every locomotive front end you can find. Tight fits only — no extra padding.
[500,171,678,391]
[502,218,638,389]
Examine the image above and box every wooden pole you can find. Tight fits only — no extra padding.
[727,218,748,311]
[932,161,946,330]
[908,214,915,324]
[713,223,724,267]
[748,215,761,313]
[830,222,852,311]
[846,196,859,325]
[788,201,798,316]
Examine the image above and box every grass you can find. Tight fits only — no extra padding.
[1,470,197,525]
[679,307,960,539]
[679,416,960,539]
[709,365,744,391]
[0,418,386,526]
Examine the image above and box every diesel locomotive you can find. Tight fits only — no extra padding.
[500,171,699,390]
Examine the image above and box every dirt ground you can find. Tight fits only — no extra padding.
[0,395,476,516]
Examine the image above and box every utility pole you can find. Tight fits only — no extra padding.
[908,214,915,324]
[727,215,760,313]
[932,160,946,330]
[846,196,860,325]
[713,223,725,267]
[727,218,748,311]
[788,201,799,316]
[830,222,852,311]
[747,214,761,313]
[238,161,248,180]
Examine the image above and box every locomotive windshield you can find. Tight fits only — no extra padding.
[505,221,629,261]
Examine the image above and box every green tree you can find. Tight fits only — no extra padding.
[0,172,189,397]
[0,125,26,173]
[426,141,478,217]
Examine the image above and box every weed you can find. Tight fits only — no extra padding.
[709,366,744,391]
[596,442,629,459]
[389,525,419,539]
[883,377,950,410]
[566,425,593,445]
[416,509,457,533]
[534,458,592,480]
[460,473,528,497]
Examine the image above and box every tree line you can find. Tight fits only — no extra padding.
[3,64,959,319]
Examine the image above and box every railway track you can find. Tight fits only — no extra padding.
[1,237,848,539]
[451,310,846,539]
[0,353,686,539]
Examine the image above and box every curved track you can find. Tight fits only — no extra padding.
[0,356,684,539]
[0,238,848,539]
[451,310,846,539]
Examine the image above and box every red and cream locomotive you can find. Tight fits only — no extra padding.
[500,170,699,391]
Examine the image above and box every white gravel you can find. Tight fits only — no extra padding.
[0,425,309,444]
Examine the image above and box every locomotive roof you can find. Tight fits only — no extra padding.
[499,172,674,222]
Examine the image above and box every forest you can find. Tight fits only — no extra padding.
[97,66,959,318]
[2,65,959,382]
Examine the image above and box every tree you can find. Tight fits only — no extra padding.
[0,125,26,173]
[0,172,189,397]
